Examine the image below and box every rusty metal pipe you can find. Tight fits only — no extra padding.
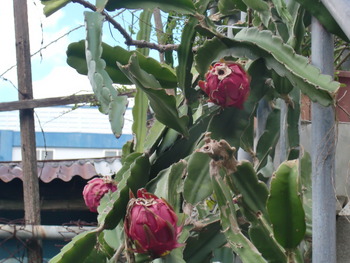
[0,224,95,240]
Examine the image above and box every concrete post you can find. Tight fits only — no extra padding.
[311,17,336,263]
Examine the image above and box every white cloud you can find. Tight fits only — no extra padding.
[0,0,89,102]
[0,2,17,75]
[0,0,66,74]
[33,66,92,99]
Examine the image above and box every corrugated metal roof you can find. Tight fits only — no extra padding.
[0,157,121,183]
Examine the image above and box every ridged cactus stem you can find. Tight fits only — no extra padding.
[198,133,268,263]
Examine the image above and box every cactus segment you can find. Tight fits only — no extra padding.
[267,160,306,249]
[49,230,98,263]
[85,12,128,138]
[211,171,268,263]
[98,154,150,229]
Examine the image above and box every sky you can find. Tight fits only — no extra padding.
[0,0,157,102]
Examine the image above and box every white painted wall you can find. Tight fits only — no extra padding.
[12,147,122,161]
[0,99,134,134]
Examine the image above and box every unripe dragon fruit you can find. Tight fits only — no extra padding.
[124,188,183,258]
[82,177,117,212]
[198,61,250,108]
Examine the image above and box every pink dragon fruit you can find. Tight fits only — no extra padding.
[198,61,250,108]
[124,188,183,258]
[82,177,117,212]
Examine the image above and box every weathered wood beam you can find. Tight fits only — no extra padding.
[0,94,97,112]
[13,0,42,260]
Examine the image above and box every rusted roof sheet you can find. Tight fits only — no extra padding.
[0,157,121,183]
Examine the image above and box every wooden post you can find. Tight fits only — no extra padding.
[13,0,42,262]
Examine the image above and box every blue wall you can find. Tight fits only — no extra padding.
[0,130,132,161]
[0,130,14,161]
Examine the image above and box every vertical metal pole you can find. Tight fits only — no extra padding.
[13,0,42,262]
[311,17,336,263]
[321,0,350,41]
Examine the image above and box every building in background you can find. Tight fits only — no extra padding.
[0,103,133,161]
[0,102,134,261]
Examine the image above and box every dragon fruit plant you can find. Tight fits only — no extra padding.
[45,0,344,262]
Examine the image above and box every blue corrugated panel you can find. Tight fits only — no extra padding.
[0,130,14,161]
[12,131,132,149]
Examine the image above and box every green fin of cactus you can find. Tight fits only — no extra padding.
[267,160,306,249]
[211,171,267,263]
[195,29,339,106]
[49,230,98,263]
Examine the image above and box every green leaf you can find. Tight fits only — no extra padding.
[270,0,293,31]
[143,119,167,151]
[102,224,124,251]
[300,151,312,236]
[195,29,339,106]
[109,97,130,137]
[184,221,228,263]
[41,0,71,17]
[84,248,108,263]
[147,160,187,212]
[211,172,267,263]
[105,0,196,14]
[257,156,274,179]
[84,12,128,137]
[132,9,152,153]
[267,160,306,249]
[136,9,152,56]
[67,41,178,88]
[118,55,189,137]
[183,152,212,205]
[99,154,150,229]
[49,230,98,263]
[210,247,235,263]
[287,88,300,150]
[207,107,251,149]
[234,28,338,104]
[248,223,287,263]
[230,164,286,262]
[247,59,271,103]
[256,108,280,167]
[150,106,219,176]
[67,41,131,85]
[272,71,294,95]
[176,0,211,104]
[115,152,143,181]
[132,89,148,153]
[218,0,247,14]
[156,128,180,154]
[242,0,269,11]
[287,1,305,51]
[240,59,272,152]
[230,161,269,217]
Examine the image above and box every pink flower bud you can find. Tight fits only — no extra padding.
[82,177,117,212]
[199,62,250,108]
[124,189,183,258]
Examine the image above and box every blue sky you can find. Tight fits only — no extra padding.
[0,1,160,103]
